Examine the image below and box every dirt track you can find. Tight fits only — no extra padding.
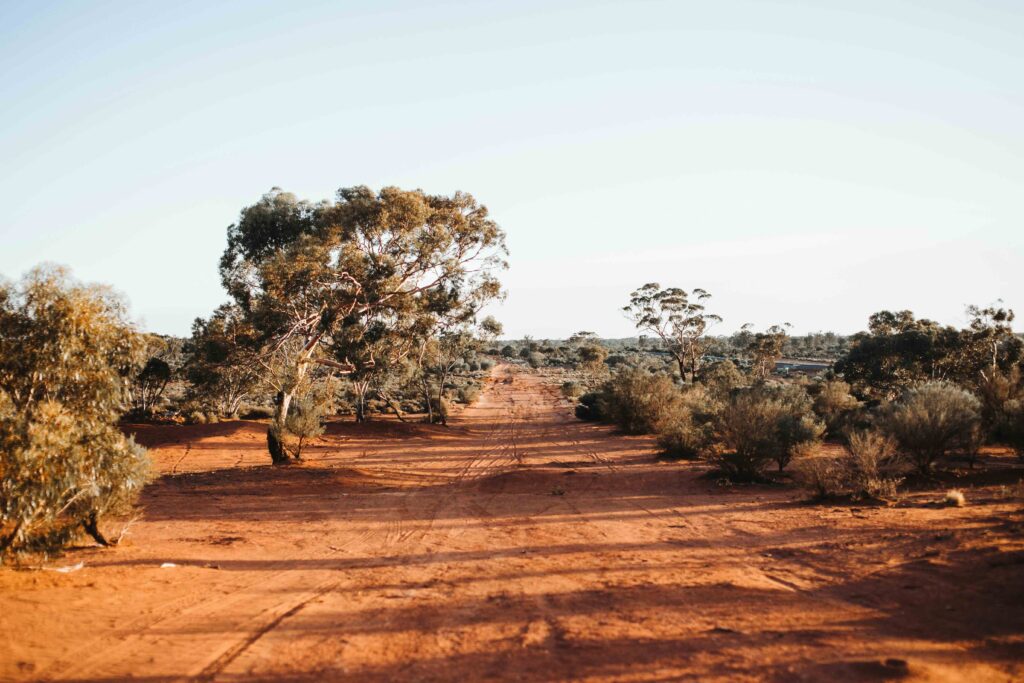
[2,365,1023,682]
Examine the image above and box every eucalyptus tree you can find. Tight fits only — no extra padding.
[184,303,262,417]
[219,186,506,463]
[623,284,721,381]
[961,303,1020,381]
[416,314,502,425]
[746,323,791,380]
[1,266,150,556]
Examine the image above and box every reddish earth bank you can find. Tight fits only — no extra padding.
[2,366,1023,682]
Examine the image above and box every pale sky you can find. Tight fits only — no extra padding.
[1,1,1021,338]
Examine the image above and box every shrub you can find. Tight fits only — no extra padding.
[698,360,747,402]
[657,413,711,458]
[846,429,904,499]
[1006,399,1024,458]
[561,381,584,399]
[479,359,495,371]
[285,397,326,459]
[944,489,966,507]
[577,345,609,373]
[598,367,683,435]
[974,366,1022,439]
[812,379,861,436]
[526,351,545,368]
[713,383,824,480]
[575,392,604,421]
[794,455,847,499]
[657,386,718,459]
[880,382,982,474]
[457,384,481,404]
[241,405,276,420]
[0,267,151,559]
[427,396,450,423]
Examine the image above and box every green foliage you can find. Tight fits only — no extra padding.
[596,367,683,435]
[623,284,721,381]
[745,324,790,380]
[713,383,824,480]
[975,365,1024,441]
[284,397,326,459]
[0,266,151,559]
[656,386,717,459]
[836,307,1021,400]
[812,379,861,436]
[219,186,507,459]
[130,356,171,416]
[184,303,261,418]
[880,381,983,473]
[697,360,747,402]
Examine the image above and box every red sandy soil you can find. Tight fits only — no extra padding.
[2,365,1023,682]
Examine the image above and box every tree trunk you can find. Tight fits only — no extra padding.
[268,390,293,465]
[353,382,369,423]
[82,512,110,546]
[380,393,408,422]
[421,379,434,424]
[436,369,449,425]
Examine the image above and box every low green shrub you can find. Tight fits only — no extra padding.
[712,383,824,480]
[597,367,683,435]
[880,382,982,473]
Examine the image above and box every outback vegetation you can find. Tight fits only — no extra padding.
[2,197,1022,682]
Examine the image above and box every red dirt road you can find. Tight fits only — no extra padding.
[2,365,1023,681]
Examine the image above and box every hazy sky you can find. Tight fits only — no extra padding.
[1,1,1021,338]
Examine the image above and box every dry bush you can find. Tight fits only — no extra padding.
[657,386,719,459]
[561,381,584,399]
[794,453,847,499]
[944,489,966,507]
[712,383,824,480]
[847,429,904,499]
[880,382,983,474]
[457,384,481,404]
[597,367,684,435]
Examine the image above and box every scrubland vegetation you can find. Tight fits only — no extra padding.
[1,186,507,560]
[557,284,1022,503]
[1,188,1021,569]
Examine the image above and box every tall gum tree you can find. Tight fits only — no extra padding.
[219,186,507,464]
[623,284,721,382]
